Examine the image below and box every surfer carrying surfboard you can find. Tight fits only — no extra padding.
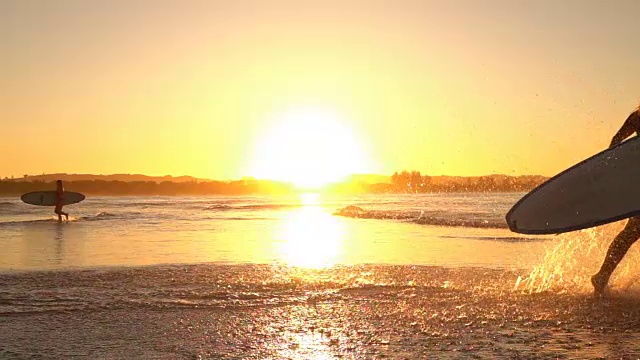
[591,108,640,295]
[55,180,69,222]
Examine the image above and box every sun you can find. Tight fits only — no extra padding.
[248,107,374,188]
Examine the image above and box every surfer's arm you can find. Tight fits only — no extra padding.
[610,111,640,148]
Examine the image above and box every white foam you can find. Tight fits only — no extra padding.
[515,220,640,294]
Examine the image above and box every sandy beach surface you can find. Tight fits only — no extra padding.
[3,264,640,359]
[2,195,640,359]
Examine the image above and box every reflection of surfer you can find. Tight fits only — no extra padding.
[591,108,640,295]
[55,180,69,222]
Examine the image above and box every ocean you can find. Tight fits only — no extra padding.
[1,193,640,359]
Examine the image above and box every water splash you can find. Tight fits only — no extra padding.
[515,220,640,294]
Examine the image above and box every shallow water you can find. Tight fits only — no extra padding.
[0,193,547,271]
[2,193,640,358]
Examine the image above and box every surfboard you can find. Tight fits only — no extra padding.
[506,136,640,235]
[21,191,85,206]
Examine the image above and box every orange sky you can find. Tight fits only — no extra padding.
[2,0,640,183]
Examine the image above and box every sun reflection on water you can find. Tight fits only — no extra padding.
[299,192,321,206]
[276,193,344,268]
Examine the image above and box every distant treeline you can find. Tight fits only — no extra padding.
[0,180,295,196]
[0,172,547,196]
[373,170,547,193]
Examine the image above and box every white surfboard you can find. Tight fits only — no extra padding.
[21,191,85,206]
[507,136,640,234]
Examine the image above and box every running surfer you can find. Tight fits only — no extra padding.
[55,180,69,222]
[591,106,640,295]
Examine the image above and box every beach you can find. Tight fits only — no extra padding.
[2,194,640,359]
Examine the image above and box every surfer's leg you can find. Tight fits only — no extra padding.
[592,217,640,294]
[54,205,66,222]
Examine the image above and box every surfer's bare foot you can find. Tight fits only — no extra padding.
[591,273,607,297]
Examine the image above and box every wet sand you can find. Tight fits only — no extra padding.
[2,265,640,359]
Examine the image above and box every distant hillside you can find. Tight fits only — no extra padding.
[0,172,549,195]
[0,178,294,196]
[8,173,206,183]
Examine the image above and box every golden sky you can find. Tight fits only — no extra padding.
[2,0,640,183]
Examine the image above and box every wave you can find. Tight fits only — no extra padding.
[205,203,303,211]
[78,212,120,221]
[334,205,509,229]
[0,201,33,216]
[107,201,304,212]
[206,204,233,210]
[109,201,201,209]
[106,202,305,212]
[333,205,418,220]
[0,219,59,226]
[0,209,33,216]
[217,217,274,221]
[413,216,508,229]
[0,212,124,226]
[434,235,550,243]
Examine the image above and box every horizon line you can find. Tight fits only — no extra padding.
[4,172,549,182]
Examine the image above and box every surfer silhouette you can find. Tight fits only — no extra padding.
[591,108,640,295]
[54,180,69,222]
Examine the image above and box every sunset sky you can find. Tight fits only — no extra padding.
[2,0,640,184]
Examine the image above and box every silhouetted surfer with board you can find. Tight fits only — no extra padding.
[591,107,640,295]
[54,180,69,222]
[20,180,84,219]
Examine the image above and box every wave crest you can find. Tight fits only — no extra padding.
[335,205,508,229]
